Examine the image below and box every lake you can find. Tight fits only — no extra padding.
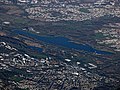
[13,29,112,55]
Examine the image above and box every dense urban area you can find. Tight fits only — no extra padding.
[0,0,120,90]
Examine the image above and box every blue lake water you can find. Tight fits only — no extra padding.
[28,46,43,53]
[13,29,112,55]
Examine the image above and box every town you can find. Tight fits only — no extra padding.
[0,0,120,90]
